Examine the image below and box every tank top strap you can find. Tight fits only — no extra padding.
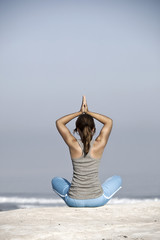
[77,139,84,151]
[87,139,94,157]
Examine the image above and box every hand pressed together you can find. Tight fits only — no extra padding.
[80,96,88,113]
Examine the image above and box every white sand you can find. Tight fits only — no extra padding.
[0,201,160,240]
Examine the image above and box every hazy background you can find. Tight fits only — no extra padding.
[1,0,160,198]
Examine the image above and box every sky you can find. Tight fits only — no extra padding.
[0,0,160,197]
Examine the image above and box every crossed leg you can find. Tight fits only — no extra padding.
[52,175,122,202]
[102,175,122,199]
[51,177,71,200]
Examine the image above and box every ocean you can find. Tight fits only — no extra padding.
[1,173,160,211]
[0,192,159,211]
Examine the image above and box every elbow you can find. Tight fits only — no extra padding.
[104,118,113,130]
[56,119,64,129]
[110,118,113,126]
[55,119,60,128]
[106,118,113,127]
[107,118,113,130]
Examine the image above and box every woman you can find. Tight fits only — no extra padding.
[51,96,122,207]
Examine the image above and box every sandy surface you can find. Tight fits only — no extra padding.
[0,201,160,240]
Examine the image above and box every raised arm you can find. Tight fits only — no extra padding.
[87,111,113,146]
[56,97,86,147]
[83,96,113,148]
[56,111,81,145]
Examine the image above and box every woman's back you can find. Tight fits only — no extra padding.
[68,139,103,199]
[51,96,122,207]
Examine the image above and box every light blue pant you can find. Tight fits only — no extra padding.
[51,175,122,207]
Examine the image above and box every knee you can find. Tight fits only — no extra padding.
[51,177,59,188]
[114,175,122,186]
[51,177,71,190]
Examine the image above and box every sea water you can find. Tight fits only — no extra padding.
[0,192,159,211]
[0,192,65,211]
[1,173,160,211]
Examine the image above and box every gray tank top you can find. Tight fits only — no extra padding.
[68,139,103,199]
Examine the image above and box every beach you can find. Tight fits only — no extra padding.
[0,201,160,240]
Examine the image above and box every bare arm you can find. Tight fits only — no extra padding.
[82,96,113,147]
[86,110,113,147]
[56,112,81,146]
[56,97,86,147]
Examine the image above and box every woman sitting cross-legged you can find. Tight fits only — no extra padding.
[51,96,122,207]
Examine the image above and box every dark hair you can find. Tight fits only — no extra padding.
[74,113,95,156]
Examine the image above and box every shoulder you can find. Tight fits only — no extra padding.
[90,139,105,160]
[69,139,83,159]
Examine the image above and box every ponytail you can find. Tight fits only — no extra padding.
[74,113,95,156]
[82,126,92,156]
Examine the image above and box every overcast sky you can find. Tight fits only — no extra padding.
[0,0,160,197]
